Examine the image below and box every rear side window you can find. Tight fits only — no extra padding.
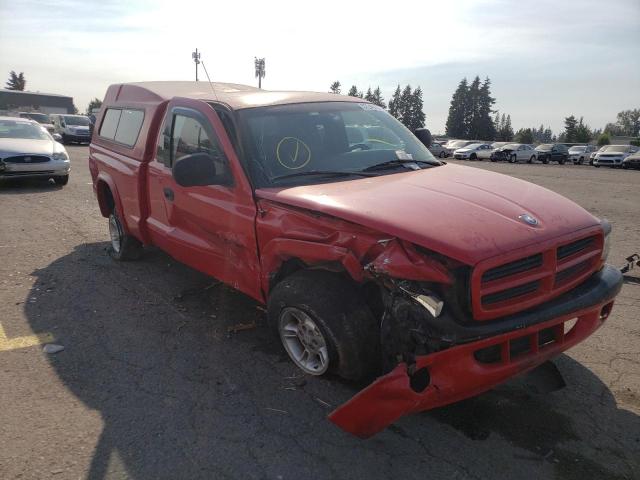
[99,108,144,147]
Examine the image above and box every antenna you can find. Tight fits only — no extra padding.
[200,60,219,102]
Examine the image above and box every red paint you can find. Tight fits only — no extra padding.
[90,82,618,438]
[329,299,614,438]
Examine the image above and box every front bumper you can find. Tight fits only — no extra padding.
[329,265,622,438]
[64,133,91,143]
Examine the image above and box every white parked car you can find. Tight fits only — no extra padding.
[0,116,70,185]
[594,145,639,168]
[491,143,537,163]
[453,143,493,160]
[568,145,597,165]
[445,140,476,156]
[428,142,448,158]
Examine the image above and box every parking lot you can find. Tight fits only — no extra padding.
[0,145,638,480]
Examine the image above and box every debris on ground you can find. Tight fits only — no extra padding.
[226,321,257,334]
[42,344,64,354]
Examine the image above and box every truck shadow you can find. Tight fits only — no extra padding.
[0,177,63,193]
[24,243,639,480]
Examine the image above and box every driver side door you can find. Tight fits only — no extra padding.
[146,98,262,301]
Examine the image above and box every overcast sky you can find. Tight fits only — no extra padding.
[1,0,638,134]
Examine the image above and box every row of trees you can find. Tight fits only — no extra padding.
[329,81,426,131]
[5,71,26,90]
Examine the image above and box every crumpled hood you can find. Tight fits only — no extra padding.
[0,138,57,157]
[67,125,90,132]
[256,164,600,266]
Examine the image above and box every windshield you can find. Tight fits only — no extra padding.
[238,102,440,187]
[463,143,483,149]
[20,113,51,123]
[62,115,90,126]
[491,142,507,148]
[503,143,520,149]
[0,119,51,140]
[601,145,630,153]
[537,144,553,151]
[569,146,586,152]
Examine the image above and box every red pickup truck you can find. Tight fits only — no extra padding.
[89,81,622,437]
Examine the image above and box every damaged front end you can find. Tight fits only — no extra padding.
[329,262,622,438]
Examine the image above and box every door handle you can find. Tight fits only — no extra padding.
[163,187,174,201]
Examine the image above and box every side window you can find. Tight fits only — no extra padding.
[99,108,144,147]
[156,118,171,167]
[114,109,144,147]
[170,112,231,182]
[100,109,121,139]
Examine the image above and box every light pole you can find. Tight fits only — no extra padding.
[192,49,201,81]
[254,57,265,89]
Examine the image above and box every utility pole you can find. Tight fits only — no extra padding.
[192,49,201,81]
[254,57,265,89]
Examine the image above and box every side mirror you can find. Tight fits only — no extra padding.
[52,133,63,142]
[172,152,223,187]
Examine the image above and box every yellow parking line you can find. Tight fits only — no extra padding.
[0,322,54,352]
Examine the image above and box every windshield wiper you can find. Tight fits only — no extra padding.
[270,170,378,183]
[361,159,440,172]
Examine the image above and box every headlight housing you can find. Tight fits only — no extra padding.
[52,151,69,161]
[601,219,611,262]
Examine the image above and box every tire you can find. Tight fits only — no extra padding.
[439,151,446,158]
[579,156,584,165]
[54,175,69,186]
[528,156,535,164]
[108,210,142,261]
[268,270,379,381]
[60,134,68,145]
[542,155,549,164]
[595,165,600,168]
[558,156,566,165]
[622,163,628,169]
[509,154,516,163]
[470,153,477,161]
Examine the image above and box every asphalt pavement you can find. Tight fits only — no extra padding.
[0,146,638,480]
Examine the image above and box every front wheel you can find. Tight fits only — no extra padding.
[542,155,549,164]
[439,151,446,158]
[559,156,566,165]
[528,156,535,164]
[509,154,516,163]
[54,175,69,186]
[470,153,477,161]
[579,156,584,165]
[108,211,143,261]
[268,270,379,381]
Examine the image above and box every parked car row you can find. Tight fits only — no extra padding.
[4,111,92,145]
[429,139,639,169]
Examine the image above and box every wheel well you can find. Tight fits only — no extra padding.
[97,181,115,217]
[268,258,385,322]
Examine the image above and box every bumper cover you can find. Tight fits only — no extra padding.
[329,265,622,438]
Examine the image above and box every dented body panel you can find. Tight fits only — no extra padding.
[89,82,623,438]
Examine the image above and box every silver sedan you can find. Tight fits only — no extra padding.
[0,116,70,185]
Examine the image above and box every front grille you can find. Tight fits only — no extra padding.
[482,280,540,306]
[3,155,50,163]
[471,233,602,320]
[557,237,594,259]
[482,253,543,282]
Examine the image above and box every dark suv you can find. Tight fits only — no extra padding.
[535,144,569,164]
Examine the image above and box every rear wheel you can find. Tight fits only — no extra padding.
[622,163,629,169]
[559,156,566,165]
[439,151,446,158]
[542,155,549,164]
[268,270,379,381]
[579,156,584,165]
[528,155,535,164]
[108,210,142,261]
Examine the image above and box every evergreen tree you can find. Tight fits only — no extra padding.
[597,133,611,146]
[563,115,578,142]
[398,85,413,127]
[347,85,359,97]
[5,71,26,90]
[477,77,496,139]
[364,87,374,102]
[86,98,102,115]
[575,117,592,143]
[514,128,534,144]
[329,81,341,94]
[407,86,425,131]
[445,78,468,138]
[465,76,482,138]
[493,111,501,134]
[371,87,386,109]
[388,85,402,119]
